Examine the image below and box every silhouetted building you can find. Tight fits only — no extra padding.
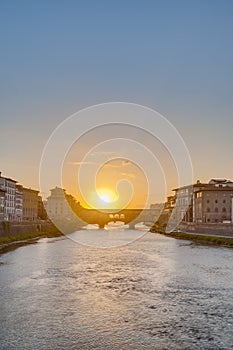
[45,187,81,221]
[38,196,47,220]
[164,196,175,213]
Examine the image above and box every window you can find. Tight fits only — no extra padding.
[222,207,226,212]
[215,208,218,212]
[215,200,218,204]
[207,200,210,203]
[207,208,210,212]
[223,199,226,204]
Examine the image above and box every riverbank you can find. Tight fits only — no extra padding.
[2,226,233,257]
[150,226,233,248]
[0,228,63,255]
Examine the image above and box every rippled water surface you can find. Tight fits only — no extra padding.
[0,231,233,349]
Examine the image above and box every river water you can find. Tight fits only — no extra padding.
[0,230,233,349]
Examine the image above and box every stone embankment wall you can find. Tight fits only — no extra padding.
[0,221,55,237]
[179,222,233,236]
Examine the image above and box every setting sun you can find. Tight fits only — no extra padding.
[99,193,111,203]
[97,188,118,204]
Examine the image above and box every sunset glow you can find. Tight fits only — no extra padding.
[1,2,233,349]
[97,188,118,204]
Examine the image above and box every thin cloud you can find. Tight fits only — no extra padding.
[103,160,131,169]
[121,172,135,179]
[68,159,131,168]
[67,161,97,166]
[104,163,122,169]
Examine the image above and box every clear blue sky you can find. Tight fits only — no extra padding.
[0,0,233,191]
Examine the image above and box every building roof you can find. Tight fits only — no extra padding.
[0,175,17,183]
[208,178,232,184]
[172,183,203,192]
[173,180,233,193]
[22,187,39,194]
[195,187,233,192]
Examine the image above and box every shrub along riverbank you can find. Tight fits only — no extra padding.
[150,225,233,248]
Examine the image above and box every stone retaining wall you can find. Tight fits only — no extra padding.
[0,221,55,237]
[179,222,233,236]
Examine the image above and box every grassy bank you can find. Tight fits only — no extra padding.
[150,226,233,248]
[0,228,63,255]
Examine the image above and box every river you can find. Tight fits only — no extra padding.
[0,230,233,349]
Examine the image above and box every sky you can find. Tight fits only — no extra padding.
[61,124,172,208]
[0,0,233,206]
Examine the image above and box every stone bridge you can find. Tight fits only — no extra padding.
[77,208,162,228]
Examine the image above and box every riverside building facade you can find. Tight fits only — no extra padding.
[0,172,17,221]
[0,189,6,221]
[21,186,39,221]
[173,179,233,225]
[15,186,23,221]
[0,172,44,222]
